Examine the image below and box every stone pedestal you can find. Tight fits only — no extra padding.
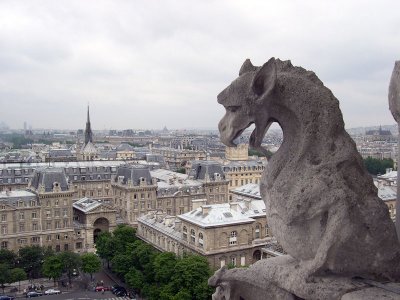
[209,256,400,300]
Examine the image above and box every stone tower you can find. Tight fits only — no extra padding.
[84,105,93,145]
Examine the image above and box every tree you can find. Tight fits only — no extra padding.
[10,268,27,291]
[81,253,101,281]
[0,263,11,294]
[248,148,273,159]
[95,232,114,268]
[18,246,44,279]
[112,225,137,254]
[42,255,63,286]
[170,255,213,300]
[176,167,186,174]
[59,251,81,285]
[153,252,177,285]
[0,249,17,266]
[125,267,144,293]
[111,254,132,277]
[363,157,394,175]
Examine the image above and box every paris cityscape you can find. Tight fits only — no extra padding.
[1,1,400,300]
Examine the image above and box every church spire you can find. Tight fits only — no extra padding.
[84,105,93,145]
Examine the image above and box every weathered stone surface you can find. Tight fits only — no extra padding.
[209,256,362,300]
[212,58,400,299]
[389,61,400,122]
[341,283,400,300]
[388,61,400,242]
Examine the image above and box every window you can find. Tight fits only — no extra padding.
[1,241,8,249]
[1,225,7,234]
[31,236,40,243]
[19,223,25,232]
[231,256,237,266]
[229,231,237,245]
[55,221,61,229]
[76,242,82,249]
[241,256,246,266]
[46,221,52,230]
[63,208,68,217]
[19,212,24,220]
[32,211,37,219]
[190,229,196,243]
[18,238,27,245]
[54,209,60,217]
[198,233,204,248]
[1,214,6,222]
[63,220,69,227]
[32,223,39,231]
[46,235,51,241]
[64,234,68,240]
[183,226,187,240]
[55,245,60,252]
[55,199,59,206]
[255,225,260,239]
[46,210,51,218]
[56,234,60,240]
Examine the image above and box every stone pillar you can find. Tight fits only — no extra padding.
[388,60,400,241]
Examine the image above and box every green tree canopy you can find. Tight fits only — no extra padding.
[363,157,394,175]
[42,255,63,286]
[10,268,27,291]
[18,245,44,279]
[0,263,11,294]
[95,232,114,268]
[59,251,81,284]
[113,225,137,254]
[153,252,178,285]
[125,267,144,293]
[0,249,17,266]
[170,255,213,300]
[81,253,101,280]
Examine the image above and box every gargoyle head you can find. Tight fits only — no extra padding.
[218,58,277,153]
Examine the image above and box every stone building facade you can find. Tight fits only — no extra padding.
[151,147,207,170]
[137,198,270,269]
[0,168,75,253]
[73,197,117,252]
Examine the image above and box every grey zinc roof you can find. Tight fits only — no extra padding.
[189,161,225,180]
[116,143,134,151]
[49,149,73,157]
[30,167,69,192]
[115,164,152,185]
[0,190,37,206]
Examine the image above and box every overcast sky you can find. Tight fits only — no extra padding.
[0,0,399,130]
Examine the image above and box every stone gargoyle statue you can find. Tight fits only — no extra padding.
[210,58,400,299]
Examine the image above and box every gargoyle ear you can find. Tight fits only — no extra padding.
[239,59,257,76]
[252,57,277,96]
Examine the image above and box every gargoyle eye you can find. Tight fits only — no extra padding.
[225,106,240,113]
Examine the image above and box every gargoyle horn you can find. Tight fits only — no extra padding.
[239,59,257,76]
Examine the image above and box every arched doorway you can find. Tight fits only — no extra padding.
[253,250,261,262]
[93,217,110,243]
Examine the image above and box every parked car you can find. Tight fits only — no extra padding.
[111,285,122,294]
[94,286,110,292]
[26,291,42,298]
[115,288,127,297]
[44,288,61,295]
[0,296,15,300]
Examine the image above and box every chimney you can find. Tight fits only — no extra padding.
[201,205,212,215]
[230,202,239,212]
[192,199,207,210]
[174,219,182,231]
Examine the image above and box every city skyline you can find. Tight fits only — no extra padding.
[1,1,400,130]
